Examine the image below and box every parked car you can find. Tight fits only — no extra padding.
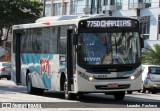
[141,65,160,94]
[0,62,12,80]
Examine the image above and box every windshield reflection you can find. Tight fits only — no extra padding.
[77,32,140,65]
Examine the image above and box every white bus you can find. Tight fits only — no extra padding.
[11,15,144,100]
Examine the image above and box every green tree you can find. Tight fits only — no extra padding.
[142,44,160,65]
[0,0,43,41]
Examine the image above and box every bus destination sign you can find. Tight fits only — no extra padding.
[86,20,134,28]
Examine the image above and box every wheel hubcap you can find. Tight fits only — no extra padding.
[64,81,69,98]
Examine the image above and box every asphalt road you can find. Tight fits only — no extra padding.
[0,79,160,111]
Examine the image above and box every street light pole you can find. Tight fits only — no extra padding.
[43,0,46,17]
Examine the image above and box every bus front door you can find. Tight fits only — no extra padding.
[67,29,74,92]
[15,33,21,85]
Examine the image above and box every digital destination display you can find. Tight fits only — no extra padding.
[79,19,138,30]
[87,20,132,28]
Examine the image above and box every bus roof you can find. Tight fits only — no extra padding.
[12,14,138,30]
[12,15,89,30]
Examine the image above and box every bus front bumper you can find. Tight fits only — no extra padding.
[74,74,142,93]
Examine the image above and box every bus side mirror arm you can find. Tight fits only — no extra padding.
[73,34,78,45]
[140,37,144,48]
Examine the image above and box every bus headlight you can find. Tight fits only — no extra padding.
[130,69,142,80]
[130,76,135,80]
[78,71,94,81]
[88,76,94,81]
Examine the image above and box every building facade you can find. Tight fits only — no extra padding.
[43,0,160,47]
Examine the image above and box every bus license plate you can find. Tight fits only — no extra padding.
[107,83,118,88]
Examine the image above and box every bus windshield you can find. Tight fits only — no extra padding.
[77,32,140,65]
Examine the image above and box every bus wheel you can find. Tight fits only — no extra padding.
[137,90,141,92]
[27,75,36,94]
[113,91,125,100]
[37,88,44,95]
[152,88,156,94]
[77,92,84,99]
[141,85,146,93]
[64,81,75,100]
[7,77,11,80]
[127,91,133,94]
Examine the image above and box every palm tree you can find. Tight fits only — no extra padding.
[142,44,160,65]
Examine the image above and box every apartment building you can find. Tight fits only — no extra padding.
[42,0,160,47]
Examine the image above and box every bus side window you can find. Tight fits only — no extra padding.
[59,38,67,54]
[58,26,68,54]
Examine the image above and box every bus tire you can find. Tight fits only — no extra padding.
[64,81,75,100]
[141,85,146,93]
[152,88,156,94]
[114,91,125,100]
[7,77,11,80]
[37,88,44,95]
[27,75,36,94]
[76,92,84,99]
[127,91,133,94]
[138,90,141,92]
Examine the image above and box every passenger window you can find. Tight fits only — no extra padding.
[155,68,160,74]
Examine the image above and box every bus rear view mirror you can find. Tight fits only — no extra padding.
[73,34,78,45]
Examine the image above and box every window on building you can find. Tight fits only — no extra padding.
[45,4,51,16]
[71,0,85,14]
[64,2,69,15]
[139,0,143,3]
[54,3,62,16]
[129,0,151,3]
[86,0,91,11]
[129,0,138,4]
[110,0,115,5]
[115,0,122,9]
[129,0,151,9]
[103,0,108,5]
[109,0,122,10]
[143,0,151,3]
[77,0,85,14]
[140,16,150,40]
[71,0,76,14]
[86,0,90,6]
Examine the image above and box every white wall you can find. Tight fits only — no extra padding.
[151,0,159,8]
[113,10,137,17]
[45,0,160,42]
[122,0,129,10]
[144,40,160,47]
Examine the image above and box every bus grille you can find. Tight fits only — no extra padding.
[95,84,130,90]
[94,77,130,80]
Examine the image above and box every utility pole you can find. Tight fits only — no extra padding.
[43,0,46,17]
